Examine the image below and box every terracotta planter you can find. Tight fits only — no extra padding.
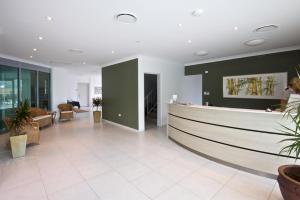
[278,165,300,200]
[93,111,102,123]
[10,135,27,158]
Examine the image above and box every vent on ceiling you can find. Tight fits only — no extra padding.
[68,49,84,53]
[255,25,279,32]
[49,61,72,65]
[116,13,137,23]
[244,38,265,46]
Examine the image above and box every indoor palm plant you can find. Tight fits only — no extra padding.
[278,67,300,200]
[92,97,103,123]
[7,100,31,158]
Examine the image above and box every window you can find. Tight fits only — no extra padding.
[38,72,51,110]
[21,69,37,107]
[0,65,19,133]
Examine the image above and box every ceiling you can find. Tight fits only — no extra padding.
[0,0,300,71]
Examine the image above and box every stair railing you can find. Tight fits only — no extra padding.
[145,89,157,118]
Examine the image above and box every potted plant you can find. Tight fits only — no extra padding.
[278,69,300,200]
[92,97,102,123]
[7,100,31,158]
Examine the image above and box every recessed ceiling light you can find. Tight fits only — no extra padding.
[191,9,204,16]
[33,48,37,51]
[38,36,43,40]
[68,49,84,53]
[254,25,279,32]
[244,38,265,46]
[49,61,72,65]
[178,23,182,27]
[46,16,52,21]
[194,50,208,56]
[30,55,33,58]
[234,26,238,30]
[188,40,192,44]
[83,62,86,65]
[116,13,137,23]
[111,50,115,54]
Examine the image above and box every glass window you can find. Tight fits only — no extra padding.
[38,72,51,110]
[21,69,37,107]
[0,65,19,133]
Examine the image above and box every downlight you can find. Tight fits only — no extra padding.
[244,39,265,46]
[194,51,208,56]
[116,13,137,23]
[255,25,279,32]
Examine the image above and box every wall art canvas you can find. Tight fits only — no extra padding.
[223,72,287,99]
[94,86,102,95]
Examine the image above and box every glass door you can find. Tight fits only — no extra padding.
[0,65,19,133]
[21,69,37,107]
[38,72,50,110]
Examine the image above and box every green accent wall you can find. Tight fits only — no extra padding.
[102,59,139,129]
[185,50,300,109]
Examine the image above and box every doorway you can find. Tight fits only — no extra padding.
[144,74,158,129]
[77,83,89,107]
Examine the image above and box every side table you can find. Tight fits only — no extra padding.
[47,111,57,124]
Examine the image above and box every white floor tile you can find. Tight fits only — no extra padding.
[116,161,152,181]
[212,187,258,200]
[196,162,237,184]
[269,183,284,200]
[156,160,196,182]
[48,182,100,200]
[41,165,84,194]
[132,171,175,198]
[0,180,47,200]
[155,185,201,200]
[179,171,224,200]
[226,171,275,200]
[88,171,150,200]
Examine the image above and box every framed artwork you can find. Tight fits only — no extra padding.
[94,86,102,95]
[223,72,287,99]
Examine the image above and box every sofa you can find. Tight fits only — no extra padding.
[30,108,52,128]
[4,117,40,145]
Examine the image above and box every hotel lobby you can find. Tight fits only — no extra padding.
[1,0,300,200]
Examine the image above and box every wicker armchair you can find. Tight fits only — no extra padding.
[30,108,52,128]
[58,104,74,121]
[4,118,40,145]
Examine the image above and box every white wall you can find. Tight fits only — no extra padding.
[138,56,185,131]
[181,75,203,105]
[89,73,102,101]
[51,67,91,110]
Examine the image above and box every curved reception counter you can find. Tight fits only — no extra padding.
[168,104,298,178]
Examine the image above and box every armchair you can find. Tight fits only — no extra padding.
[58,104,74,121]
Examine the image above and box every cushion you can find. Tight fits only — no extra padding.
[33,115,52,121]
[61,111,73,114]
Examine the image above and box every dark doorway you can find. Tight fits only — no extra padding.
[144,74,157,129]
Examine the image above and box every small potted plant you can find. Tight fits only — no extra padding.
[92,97,102,123]
[278,66,300,200]
[7,100,31,158]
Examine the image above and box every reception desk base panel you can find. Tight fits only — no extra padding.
[168,104,299,178]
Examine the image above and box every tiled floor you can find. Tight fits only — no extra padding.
[0,112,283,200]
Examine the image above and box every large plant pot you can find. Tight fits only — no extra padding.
[93,111,102,123]
[10,135,27,158]
[278,165,300,200]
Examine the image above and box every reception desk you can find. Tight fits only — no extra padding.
[168,104,298,178]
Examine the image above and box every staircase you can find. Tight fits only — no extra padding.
[145,90,157,119]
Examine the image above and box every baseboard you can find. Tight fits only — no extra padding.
[103,119,141,132]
